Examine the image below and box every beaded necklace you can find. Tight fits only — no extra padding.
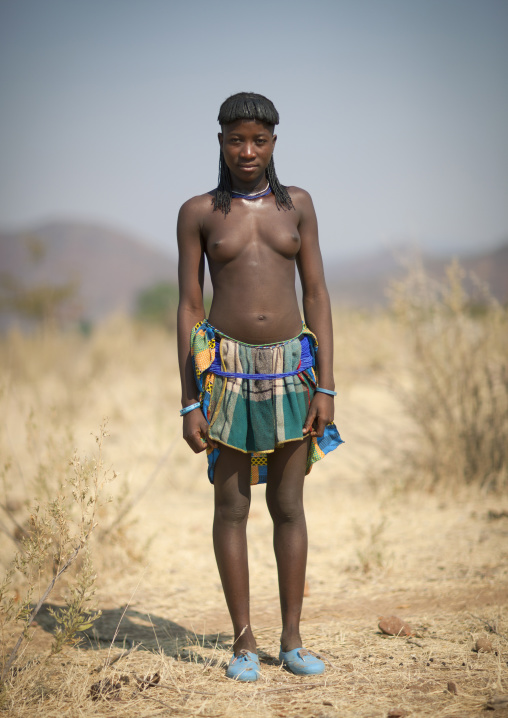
[231,184,272,200]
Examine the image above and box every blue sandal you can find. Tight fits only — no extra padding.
[279,647,325,675]
[226,650,260,682]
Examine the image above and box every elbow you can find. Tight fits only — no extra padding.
[178,298,205,319]
[302,286,330,307]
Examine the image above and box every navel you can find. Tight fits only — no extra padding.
[257,315,266,321]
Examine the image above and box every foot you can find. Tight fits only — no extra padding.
[279,647,325,676]
[226,650,260,682]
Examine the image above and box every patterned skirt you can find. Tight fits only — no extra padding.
[190,320,343,484]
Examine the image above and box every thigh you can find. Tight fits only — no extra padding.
[213,444,253,510]
[265,438,309,516]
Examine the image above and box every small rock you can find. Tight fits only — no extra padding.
[387,710,408,718]
[379,616,412,637]
[447,681,458,695]
[474,637,493,653]
[323,700,333,706]
[486,694,508,710]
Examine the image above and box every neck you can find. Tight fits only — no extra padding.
[231,175,268,193]
[230,177,269,193]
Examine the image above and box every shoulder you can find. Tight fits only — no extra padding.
[285,186,316,219]
[286,185,311,200]
[178,191,215,225]
[286,186,314,206]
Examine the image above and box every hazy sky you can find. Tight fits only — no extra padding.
[1,0,507,260]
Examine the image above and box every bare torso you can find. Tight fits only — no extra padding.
[200,188,305,344]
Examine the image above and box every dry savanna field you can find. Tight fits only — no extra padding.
[1,265,507,717]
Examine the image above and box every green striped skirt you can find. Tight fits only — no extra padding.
[190,320,343,484]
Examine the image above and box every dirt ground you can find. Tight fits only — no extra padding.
[1,317,507,717]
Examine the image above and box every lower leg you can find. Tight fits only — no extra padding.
[273,509,307,651]
[213,446,256,655]
[266,440,309,652]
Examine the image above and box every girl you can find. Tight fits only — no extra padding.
[177,92,342,681]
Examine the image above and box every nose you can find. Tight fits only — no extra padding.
[239,142,256,159]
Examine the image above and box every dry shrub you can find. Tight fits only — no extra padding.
[0,316,177,700]
[0,422,115,688]
[389,259,508,491]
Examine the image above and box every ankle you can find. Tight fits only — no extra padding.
[280,631,302,653]
[233,627,257,655]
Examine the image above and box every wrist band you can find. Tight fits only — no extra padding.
[315,387,337,397]
[180,402,201,416]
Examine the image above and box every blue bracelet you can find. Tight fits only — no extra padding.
[180,402,201,416]
[315,387,337,397]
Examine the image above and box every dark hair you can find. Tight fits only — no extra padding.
[213,92,294,216]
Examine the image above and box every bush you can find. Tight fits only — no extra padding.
[135,282,178,328]
[389,260,508,491]
[0,423,115,686]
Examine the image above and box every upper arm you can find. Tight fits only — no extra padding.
[293,189,327,298]
[177,197,206,310]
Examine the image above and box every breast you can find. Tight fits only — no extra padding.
[207,235,248,263]
[273,231,301,258]
[207,229,300,264]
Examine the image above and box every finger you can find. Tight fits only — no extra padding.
[203,431,218,450]
[196,422,217,451]
[191,441,208,454]
[303,408,317,435]
[186,432,208,453]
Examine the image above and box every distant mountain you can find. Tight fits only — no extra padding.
[324,243,508,307]
[0,221,177,325]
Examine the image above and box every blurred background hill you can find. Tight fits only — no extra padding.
[0,221,177,329]
[1,220,506,329]
[325,240,508,306]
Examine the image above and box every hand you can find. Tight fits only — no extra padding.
[182,409,217,453]
[302,392,334,438]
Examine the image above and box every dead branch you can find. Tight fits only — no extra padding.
[254,680,342,695]
[92,641,140,673]
[469,612,508,642]
[406,638,424,648]
[1,539,85,684]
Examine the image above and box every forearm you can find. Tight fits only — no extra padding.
[302,289,335,390]
[177,302,206,407]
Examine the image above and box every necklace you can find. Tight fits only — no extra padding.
[231,183,271,200]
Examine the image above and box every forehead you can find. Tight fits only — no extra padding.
[221,119,274,135]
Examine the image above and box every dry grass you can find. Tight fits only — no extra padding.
[1,270,507,717]
[389,259,508,491]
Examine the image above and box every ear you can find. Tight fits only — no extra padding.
[272,134,277,150]
[218,132,223,149]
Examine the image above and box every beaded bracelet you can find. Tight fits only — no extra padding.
[180,402,201,416]
[315,387,337,397]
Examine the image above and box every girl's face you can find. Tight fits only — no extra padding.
[218,119,277,188]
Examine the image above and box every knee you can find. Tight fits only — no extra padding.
[266,493,305,525]
[215,496,250,526]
